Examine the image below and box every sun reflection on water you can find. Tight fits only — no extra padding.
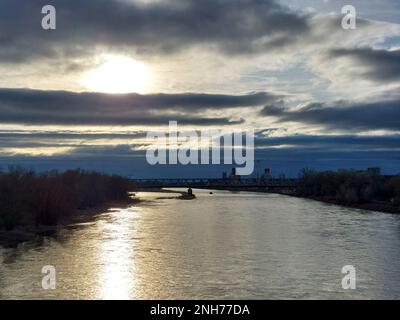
[98,207,139,300]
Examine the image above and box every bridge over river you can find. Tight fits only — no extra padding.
[129,178,298,192]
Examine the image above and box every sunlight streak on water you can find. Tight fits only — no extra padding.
[98,208,139,299]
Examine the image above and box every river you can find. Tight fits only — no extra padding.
[1,189,400,299]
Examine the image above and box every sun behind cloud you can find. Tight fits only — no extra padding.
[82,55,151,94]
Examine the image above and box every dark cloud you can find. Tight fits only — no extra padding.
[1,130,399,152]
[0,131,148,141]
[0,88,276,125]
[261,99,400,131]
[0,0,310,63]
[255,133,400,150]
[329,47,400,82]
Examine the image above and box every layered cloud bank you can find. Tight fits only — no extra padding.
[0,0,309,62]
[261,99,400,132]
[0,0,399,176]
[0,89,277,125]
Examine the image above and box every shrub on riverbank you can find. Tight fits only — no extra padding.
[0,167,130,230]
[297,169,400,206]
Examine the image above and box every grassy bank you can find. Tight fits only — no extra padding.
[0,167,133,231]
[295,169,400,214]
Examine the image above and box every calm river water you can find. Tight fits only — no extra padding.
[1,189,400,299]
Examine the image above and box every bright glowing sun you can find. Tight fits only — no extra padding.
[83,55,151,94]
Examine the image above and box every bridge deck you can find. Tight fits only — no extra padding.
[129,178,298,189]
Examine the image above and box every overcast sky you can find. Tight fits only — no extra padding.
[0,0,399,177]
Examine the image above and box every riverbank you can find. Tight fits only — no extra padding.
[0,189,198,246]
[0,195,140,246]
[0,168,133,231]
[306,196,400,214]
[276,192,400,214]
[291,169,400,215]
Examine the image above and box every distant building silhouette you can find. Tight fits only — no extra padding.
[261,168,271,181]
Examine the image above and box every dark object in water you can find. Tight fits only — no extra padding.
[210,192,213,195]
[178,188,196,200]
